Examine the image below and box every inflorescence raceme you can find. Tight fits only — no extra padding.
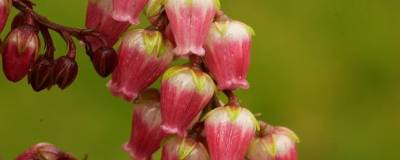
[1,0,299,160]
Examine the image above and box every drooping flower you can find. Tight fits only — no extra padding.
[205,19,254,90]
[28,56,55,92]
[54,56,78,89]
[85,0,130,50]
[246,122,299,160]
[2,25,40,82]
[204,106,259,160]
[124,89,166,160]
[162,136,210,160]
[0,0,11,33]
[165,0,220,56]
[108,29,173,102]
[112,0,149,25]
[91,47,119,77]
[16,142,77,160]
[160,66,215,136]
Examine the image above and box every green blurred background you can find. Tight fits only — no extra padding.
[1,0,400,159]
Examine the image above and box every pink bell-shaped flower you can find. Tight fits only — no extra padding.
[124,89,167,160]
[165,0,220,56]
[205,19,254,90]
[160,66,215,136]
[85,0,130,49]
[2,25,40,82]
[204,105,259,160]
[246,122,299,160]
[112,0,149,25]
[162,136,210,160]
[108,29,174,102]
[0,0,11,33]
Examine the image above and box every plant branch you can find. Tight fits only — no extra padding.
[39,25,55,58]
[224,90,240,106]
[190,55,203,69]
[60,31,77,59]
[12,0,108,46]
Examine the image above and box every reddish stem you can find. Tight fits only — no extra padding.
[215,10,231,22]
[39,25,55,58]
[60,32,77,59]
[12,0,108,46]
[224,90,240,107]
[188,122,205,141]
[190,55,202,70]
[148,11,169,31]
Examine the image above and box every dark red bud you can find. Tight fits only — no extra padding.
[2,25,40,82]
[91,47,118,77]
[11,12,36,30]
[54,56,78,89]
[28,56,55,92]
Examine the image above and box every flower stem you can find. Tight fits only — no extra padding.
[39,25,54,59]
[190,55,203,70]
[12,0,108,46]
[224,90,240,107]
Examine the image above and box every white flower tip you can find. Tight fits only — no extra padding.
[112,14,140,25]
[161,124,187,136]
[204,106,258,130]
[190,47,205,56]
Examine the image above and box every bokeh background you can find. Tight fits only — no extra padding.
[1,0,400,159]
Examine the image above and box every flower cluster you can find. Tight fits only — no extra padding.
[89,0,299,159]
[1,0,119,91]
[1,0,300,159]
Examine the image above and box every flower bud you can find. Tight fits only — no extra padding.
[86,0,130,50]
[54,56,78,89]
[28,56,55,92]
[124,89,166,160]
[2,25,40,82]
[162,136,209,160]
[205,20,254,90]
[246,123,299,160]
[112,0,149,24]
[0,0,11,33]
[11,12,36,30]
[165,0,220,56]
[16,142,77,160]
[91,47,118,77]
[204,106,259,160]
[160,66,215,136]
[108,29,173,102]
